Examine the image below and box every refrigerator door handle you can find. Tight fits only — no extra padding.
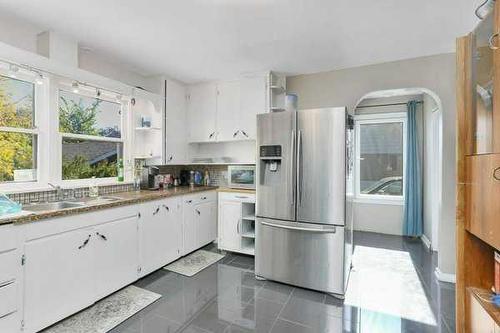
[291,129,296,206]
[260,221,336,233]
[297,130,303,205]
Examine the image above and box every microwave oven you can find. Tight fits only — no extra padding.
[227,165,256,189]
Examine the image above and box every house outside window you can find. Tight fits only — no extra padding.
[58,89,124,181]
[355,113,407,202]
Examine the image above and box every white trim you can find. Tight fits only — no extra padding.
[421,234,432,251]
[60,132,123,143]
[434,267,456,284]
[0,127,38,135]
[354,113,407,203]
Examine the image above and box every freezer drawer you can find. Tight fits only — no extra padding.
[255,218,345,295]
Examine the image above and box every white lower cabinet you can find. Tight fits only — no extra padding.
[23,228,96,333]
[140,197,183,276]
[182,191,217,255]
[94,216,139,299]
[218,192,256,255]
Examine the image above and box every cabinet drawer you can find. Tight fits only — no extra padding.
[0,311,18,333]
[466,154,500,249]
[0,282,17,318]
[0,251,17,285]
[0,224,17,253]
[219,192,255,203]
[184,191,216,204]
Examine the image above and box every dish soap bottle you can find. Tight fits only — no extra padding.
[204,170,210,186]
[89,177,99,198]
[117,158,124,182]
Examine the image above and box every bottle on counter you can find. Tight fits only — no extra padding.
[204,170,210,186]
[189,170,195,186]
[117,158,124,182]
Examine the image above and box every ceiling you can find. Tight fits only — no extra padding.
[0,0,480,84]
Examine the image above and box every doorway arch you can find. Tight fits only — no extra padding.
[353,87,443,251]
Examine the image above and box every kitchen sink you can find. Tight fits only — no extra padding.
[23,201,86,212]
[84,196,122,204]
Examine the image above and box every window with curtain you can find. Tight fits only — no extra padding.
[58,89,123,180]
[355,114,406,199]
[0,75,38,183]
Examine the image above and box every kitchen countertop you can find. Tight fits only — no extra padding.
[0,186,217,226]
[217,187,256,194]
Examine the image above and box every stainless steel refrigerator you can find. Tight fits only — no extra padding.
[255,107,353,297]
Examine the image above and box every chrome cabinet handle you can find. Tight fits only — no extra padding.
[235,195,249,199]
[163,204,170,211]
[237,219,241,234]
[96,232,107,241]
[290,129,296,206]
[493,167,500,181]
[153,206,160,215]
[209,132,215,139]
[186,199,192,204]
[78,235,92,249]
[168,155,173,162]
[489,33,499,50]
[201,196,207,200]
[195,209,201,215]
[241,130,248,138]
[233,130,240,138]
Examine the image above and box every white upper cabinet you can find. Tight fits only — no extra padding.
[239,75,267,140]
[188,83,217,143]
[166,79,188,163]
[187,73,271,143]
[216,80,241,142]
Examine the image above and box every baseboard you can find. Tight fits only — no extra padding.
[434,267,456,284]
[421,234,432,251]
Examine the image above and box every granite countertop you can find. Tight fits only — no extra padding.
[0,186,218,226]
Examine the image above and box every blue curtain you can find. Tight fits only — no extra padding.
[403,101,423,236]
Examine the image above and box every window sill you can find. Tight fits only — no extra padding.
[353,197,404,206]
[60,179,133,188]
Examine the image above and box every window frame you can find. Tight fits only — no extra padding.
[56,83,130,186]
[0,68,49,192]
[354,112,407,205]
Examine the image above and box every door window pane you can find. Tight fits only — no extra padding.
[62,138,122,180]
[0,75,35,128]
[0,132,36,182]
[59,90,121,138]
[359,122,403,196]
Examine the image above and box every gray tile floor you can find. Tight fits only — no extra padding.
[110,232,455,333]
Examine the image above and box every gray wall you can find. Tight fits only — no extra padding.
[287,53,456,275]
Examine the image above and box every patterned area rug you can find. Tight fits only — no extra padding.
[43,286,161,333]
[164,249,225,276]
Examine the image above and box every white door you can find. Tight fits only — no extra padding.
[166,79,188,164]
[195,201,217,247]
[239,76,267,140]
[219,200,242,251]
[216,80,240,142]
[94,216,139,299]
[183,198,197,255]
[162,197,183,264]
[23,228,96,333]
[188,83,217,143]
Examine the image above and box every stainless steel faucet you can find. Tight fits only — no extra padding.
[48,183,63,201]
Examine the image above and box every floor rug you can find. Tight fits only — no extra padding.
[43,285,161,333]
[164,249,225,276]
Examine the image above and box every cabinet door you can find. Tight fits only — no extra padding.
[94,216,138,299]
[216,80,240,142]
[23,228,95,333]
[219,200,242,251]
[239,76,267,140]
[195,201,217,247]
[164,197,183,262]
[183,198,197,255]
[166,79,188,164]
[188,83,217,143]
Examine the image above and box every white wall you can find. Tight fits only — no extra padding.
[354,203,404,235]
[287,53,456,275]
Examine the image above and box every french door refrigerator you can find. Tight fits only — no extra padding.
[255,107,353,297]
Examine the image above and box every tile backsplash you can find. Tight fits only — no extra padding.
[7,183,135,205]
[157,165,229,187]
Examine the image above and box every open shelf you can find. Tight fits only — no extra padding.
[241,231,255,239]
[242,215,255,221]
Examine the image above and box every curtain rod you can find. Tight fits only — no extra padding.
[356,101,423,109]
